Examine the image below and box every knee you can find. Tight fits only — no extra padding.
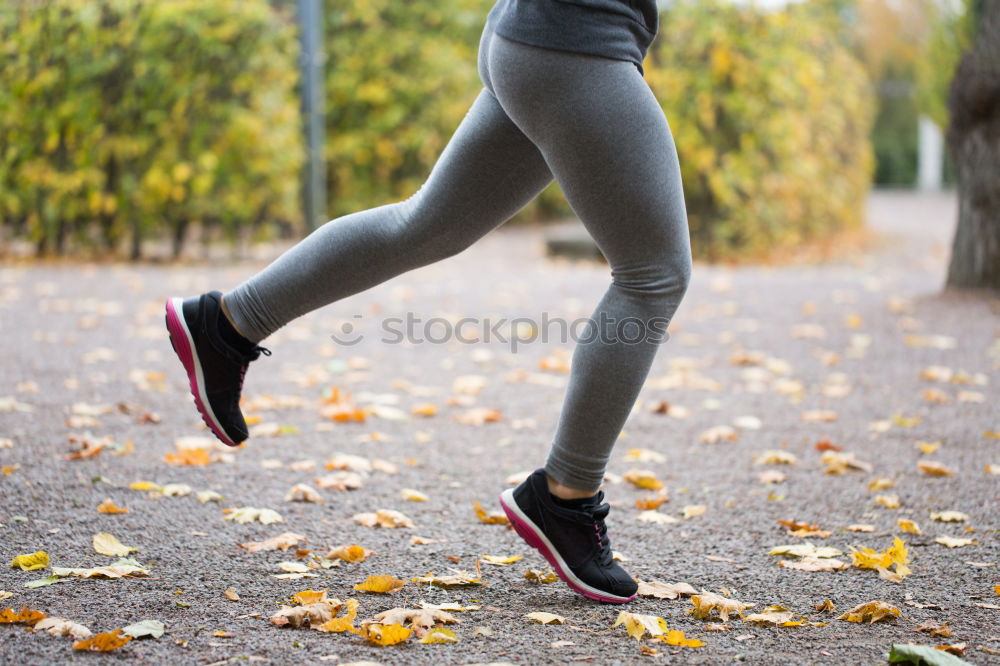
[616,250,692,306]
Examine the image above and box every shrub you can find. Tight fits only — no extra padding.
[0,0,302,258]
[645,0,875,260]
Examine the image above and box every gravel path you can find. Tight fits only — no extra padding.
[1,191,998,665]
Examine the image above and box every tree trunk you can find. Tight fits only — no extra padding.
[945,0,1000,290]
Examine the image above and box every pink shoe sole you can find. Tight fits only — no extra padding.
[499,488,635,604]
[165,298,241,447]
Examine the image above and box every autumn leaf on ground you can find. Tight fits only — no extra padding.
[270,601,337,628]
[224,507,283,525]
[682,505,707,519]
[50,559,149,579]
[319,387,367,422]
[935,536,976,548]
[821,451,872,474]
[611,611,667,640]
[93,533,137,557]
[400,488,428,502]
[355,575,405,594]
[759,470,787,484]
[624,448,667,463]
[918,461,954,477]
[837,600,900,623]
[815,599,836,613]
[420,627,458,643]
[314,598,360,633]
[239,532,306,553]
[66,433,110,460]
[196,490,222,504]
[525,569,559,584]
[419,601,480,612]
[637,510,680,525]
[635,580,697,599]
[868,477,895,491]
[284,484,323,503]
[326,544,373,563]
[481,555,523,566]
[689,592,754,621]
[161,483,192,498]
[777,520,831,538]
[10,551,49,571]
[0,607,46,625]
[622,469,663,490]
[930,510,969,523]
[769,544,843,559]
[121,619,165,639]
[164,446,214,466]
[129,480,161,492]
[359,622,412,646]
[526,612,565,624]
[778,557,849,572]
[851,537,911,581]
[915,620,953,638]
[73,628,132,651]
[411,571,482,588]
[453,407,501,425]
[743,605,802,626]
[368,607,459,638]
[652,628,705,648]
[699,425,738,443]
[755,450,797,465]
[898,519,922,535]
[353,509,414,528]
[96,499,128,514]
[472,501,508,525]
[34,617,92,639]
[801,409,837,423]
[315,471,363,491]
[291,589,329,606]
[635,490,670,510]
[876,494,901,509]
[0,592,12,601]
[224,588,240,601]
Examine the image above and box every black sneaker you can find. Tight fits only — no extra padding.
[499,469,638,603]
[165,291,270,447]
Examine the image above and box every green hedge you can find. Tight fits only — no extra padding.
[0,0,303,257]
[646,0,875,260]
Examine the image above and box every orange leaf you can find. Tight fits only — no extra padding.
[354,575,405,594]
[0,607,46,625]
[472,501,509,525]
[73,629,132,651]
[164,447,213,466]
[97,499,128,514]
[326,544,371,563]
[361,622,411,646]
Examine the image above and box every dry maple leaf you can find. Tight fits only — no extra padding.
[526,612,565,624]
[34,617,92,639]
[354,575,405,594]
[352,509,414,528]
[269,601,338,628]
[164,446,213,466]
[291,589,329,605]
[359,622,412,646]
[935,536,976,548]
[284,483,323,503]
[755,450,797,465]
[743,605,799,626]
[314,598,360,634]
[96,499,128,514]
[481,554,523,566]
[92,533,137,557]
[611,611,667,640]
[915,620,953,638]
[777,520,831,538]
[635,580,697,599]
[778,557,849,572]
[314,471,364,491]
[239,532,306,553]
[411,571,482,589]
[917,461,954,477]
[689,592,754,621]
[525,569,559,584]
[72,629,131,652]
[0,607,46,625]
[10,551,49,571]
[820,451,872,475]
[930,510,969,523]
[850,537,911,580]
[472,501,509,525]
[698,425,738,444]
[326,544,373,563]
[837,600,900,623]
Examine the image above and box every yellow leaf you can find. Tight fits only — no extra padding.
[612,611,668,640]
[315,598,360,633]
[10,552,49,571]
[291,589,328,606]
[326,544,372,562]
[240,532,306,553]
[657,628,705,648]
[420,627,459,643]
[129,481,160,491]
[897,519,922,535]
[689,592,754,621]
[361,622,412,646]
[875,494,900,509]
[836,601,900,623]
[755,450,798,465]
[526,612,565,624]
[92,533,138,557]
[164,447,213,466]
[917,441,941,454]
[472,501,509,525]
[917,461,953,477]
[481,554,523,566]
[867,477,895,491]
[623,468,665,490]
[524,568,559,584]
[96,499,128,514]
[399,488,428,502]
[354,575,405,594]
[73,628,132,651]
[0,607,46,625]
[930,510,969,523]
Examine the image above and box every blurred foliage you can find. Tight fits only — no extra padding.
[645,0,874,260]
[321,0,566,222]
[0,0,302,257]
[916,0,981,128]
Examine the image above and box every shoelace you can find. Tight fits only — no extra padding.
[589,504,614,566]
[237,346,271,393]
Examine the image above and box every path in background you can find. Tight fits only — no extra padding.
[0,190,997,664]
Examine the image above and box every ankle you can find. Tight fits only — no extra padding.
[219,296,243,335]
[546,473,598,501]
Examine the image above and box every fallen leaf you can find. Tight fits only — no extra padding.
[354,575,405,594]
[636,580,697,599]
[876,495,901,509]
[164,446,213,466]
[525,569,559,584]
[935,536,976,548]
[930,511,969,523]
[821,451,872,475]
[96,499,128,514]
[777,520,831,538]
[868,477,896,491]
[637,510,680,525]
[270,601,337,628]
[359,622,412,646]
[352,509,414,528]
[472,501,508,525]
[50,559,149,579]
[240,532,306,553]
[845,523,875,532]
[121,619,165,639]
[34,617,92,639]
[73,629,132,651]
[612,611,667,640]
[918,461,954,477]
[161,483,192,497]
[411,571,482,588]
[815,599,836,613]
[0,607,46,625]
[851,537,911,579]
[197,490,223,504]
[699,425,738,443]
[129,481,160,491]
[526,612,565,625]
[624,469,665,490]
[224,507,283,525]
[93,533,138,557]
[682,505,707,519]
[10,552,49,571]
[837,600,900,623]
[314,598,360,633]
[653,628,705,647]
[635,490,670,510]
[400,488,428,502]
[481,555,523,566]
[689,592,754,621]
[778,557,849,572]
[419,627,458,644]
[0,592,11,601]
[369,607,459,638]
[758,470,787,484]
[755,450,797,465]
[769,544,843,559]
[327,544,373,563]
[284,484,323,503]
[224,588,240,601]
[624,448,667,463]
[898,519,922,535]
[914,620,953,638]
[743,605,798,626]
[315,471,364,491]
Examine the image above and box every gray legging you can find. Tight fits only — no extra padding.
[225,23,692,492]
